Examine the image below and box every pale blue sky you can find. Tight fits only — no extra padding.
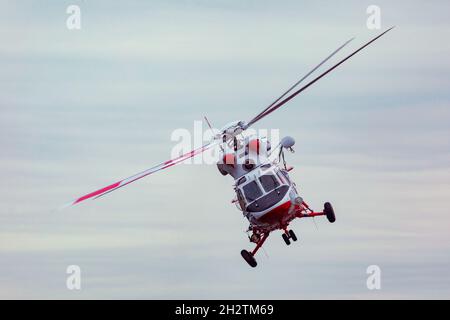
[0,0,449,299]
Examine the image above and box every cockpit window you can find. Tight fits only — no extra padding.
[236,189,245,210]
[242,181,263,202]
[259,174,280,192]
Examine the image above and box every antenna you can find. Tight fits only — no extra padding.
[203,116,213,131]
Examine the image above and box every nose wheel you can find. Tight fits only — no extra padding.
[240,232,269,268]
[282,233,290,245]
[282,229,298,245]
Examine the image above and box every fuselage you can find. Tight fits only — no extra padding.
[216,133,303,232]
[234,164,302,231]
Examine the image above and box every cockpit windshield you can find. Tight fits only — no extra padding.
[242,181,263,202]
[259,174,280,192]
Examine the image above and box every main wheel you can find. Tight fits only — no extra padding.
[288,230,298,242]
[282,233,291,245]
[324,202,336,223]
[241,250,257,268]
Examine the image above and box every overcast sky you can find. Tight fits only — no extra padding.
[1,0,449,299]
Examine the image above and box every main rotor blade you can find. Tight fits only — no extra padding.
[63,141,218,208]
[247,37,354,127]
[247,27,394,127]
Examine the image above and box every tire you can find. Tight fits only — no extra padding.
[288,230,298,242]
[282,233,291,245]
[241,250,257,268]
[324,202,336,223]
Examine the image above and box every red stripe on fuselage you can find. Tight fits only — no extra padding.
[258,201,291,224]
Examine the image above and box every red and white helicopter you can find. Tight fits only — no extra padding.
[66,28,393,267]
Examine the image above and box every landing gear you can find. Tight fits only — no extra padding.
[288,229,298,242]
[241,232,269,268]
[296,201,337,223]
[324,202,336,223]
[282,229,298,245]
[240,201,336,267]
[250,233,261,243]
[282,233,291,245]
[241,250,257,268]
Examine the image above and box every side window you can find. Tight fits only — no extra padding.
[281,170,291,183]
[277,171,288,185]
[237,176,247,185]
[236,189,246,210]
[242,181,263,202]
[259,174,280,192]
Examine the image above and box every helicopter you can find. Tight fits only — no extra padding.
[65,27,393,267]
